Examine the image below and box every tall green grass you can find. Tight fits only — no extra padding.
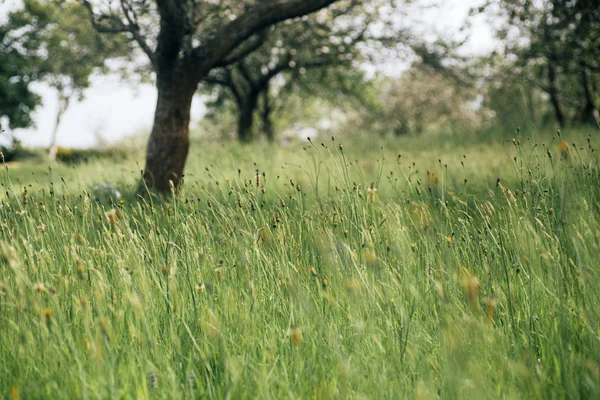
[1,131,599,399]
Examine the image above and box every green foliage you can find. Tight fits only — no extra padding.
[1,130,600,398]
[482,0,600,128]
[200,0,388,141]
[368,64,484,136]
[0,0,133,133]
[0,15,41,130]
[17,0,132,95]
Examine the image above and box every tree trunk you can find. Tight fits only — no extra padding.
[261,89,274,142]
[141,78,196,194]
[237,92,258,142]
[547,62,565,128]
[48,92,70,161]
[580,64,599,127]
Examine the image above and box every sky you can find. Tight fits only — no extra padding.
[2,0,495,149]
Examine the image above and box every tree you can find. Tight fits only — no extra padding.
[77,0,349,193]
[200,3,369,142]
[5,0,133,160]
[482,0,600,128]
[0,6,42,131]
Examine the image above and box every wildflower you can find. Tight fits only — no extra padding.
[343,229,349,238]
[289,327,302,346]
[34,282,46,293]
[38,225,45,233]
[367,185,377,203]
[410,243,417,252]
[559,141,570,160]
[119,199,125,206]
[446,233,454,246]
[10,386,19,400]
[322,279,328,289]
[196,283,206,293]
[309,266,317,277]
[44,308,52,328]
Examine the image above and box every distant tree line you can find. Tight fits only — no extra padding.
[1,0,598,192]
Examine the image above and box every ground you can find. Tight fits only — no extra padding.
[1,129,599,399]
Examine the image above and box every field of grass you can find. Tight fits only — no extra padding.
[1,129,600,399]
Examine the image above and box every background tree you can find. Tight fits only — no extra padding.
[0,5,42,132]
[481,0,600,129]
[200,2,370,142]
[77,0,351,193]
[5,0,134,160]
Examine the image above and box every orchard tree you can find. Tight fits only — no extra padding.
[78,0,349,193]
[0,6,42,131]
[482,0,600,128]
[201,3,369,142]
[6,0,133,160]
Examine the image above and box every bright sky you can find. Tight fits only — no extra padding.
[3,0,494,149]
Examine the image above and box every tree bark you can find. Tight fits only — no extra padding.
[261,88,274,142]
[547,61,565,128]
[237,92,258,142]
[48,91,70,161]
[580,64,599,127]
[141,76,196,193]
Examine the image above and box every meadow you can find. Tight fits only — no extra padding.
[1,129,600,399]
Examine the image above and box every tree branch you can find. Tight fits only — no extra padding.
[119,0,156,68]
[190,0,338,77]
[78,0,156,68]
[214,29,268,68]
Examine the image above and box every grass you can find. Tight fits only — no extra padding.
[1,128,600,399]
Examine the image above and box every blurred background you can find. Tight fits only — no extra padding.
[0,0,598,162]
